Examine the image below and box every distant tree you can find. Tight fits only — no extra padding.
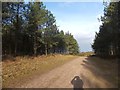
[65,32,79,54]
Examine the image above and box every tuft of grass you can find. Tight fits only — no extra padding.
[2,54,78,88]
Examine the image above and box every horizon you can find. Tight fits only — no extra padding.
[44,2,104,52]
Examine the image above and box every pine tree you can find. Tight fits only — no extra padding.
[92,2,119,58]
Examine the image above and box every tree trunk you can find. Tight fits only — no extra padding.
[9,44,11,55]
[45,44,47,56]
[14,3,20,56]
[14,42,17,56]
[34,46,37,56]
[33,36,37,56]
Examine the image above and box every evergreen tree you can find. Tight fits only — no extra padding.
[2,2,80,57]
[92,2,119,58]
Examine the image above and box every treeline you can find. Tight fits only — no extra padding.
[92,2,120,58]
[2,2,79,56]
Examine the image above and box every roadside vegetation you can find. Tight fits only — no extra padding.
[2,2,80,87]
[2,54,78,87]
[2,2,79,57]
[91,2,119,87]
[2,1,79,88]
[79,52,94,57]
[92,2,120,58]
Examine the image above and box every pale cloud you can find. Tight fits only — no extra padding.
[44,2,104,52]
[41,0,110,2]
[56,19,101,52]
[57,19,101,36]
[58,2,74,8]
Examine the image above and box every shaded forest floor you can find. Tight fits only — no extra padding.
[2,55,118,88]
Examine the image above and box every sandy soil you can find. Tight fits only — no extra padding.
[18,57,116,88]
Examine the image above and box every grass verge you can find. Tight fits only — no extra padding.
[2,54,78,88]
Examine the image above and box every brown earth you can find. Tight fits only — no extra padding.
[17,57,118,88]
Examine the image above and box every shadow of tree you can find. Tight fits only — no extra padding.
[81,56,118,88]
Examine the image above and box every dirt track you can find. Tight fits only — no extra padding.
[19,57,116,88]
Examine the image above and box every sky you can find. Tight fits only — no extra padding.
[43,2,104,52]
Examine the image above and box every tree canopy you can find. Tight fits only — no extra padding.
[92,2,120,58]
[2,2,79,56]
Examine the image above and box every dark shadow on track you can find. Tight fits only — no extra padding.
[71,76,84,90]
